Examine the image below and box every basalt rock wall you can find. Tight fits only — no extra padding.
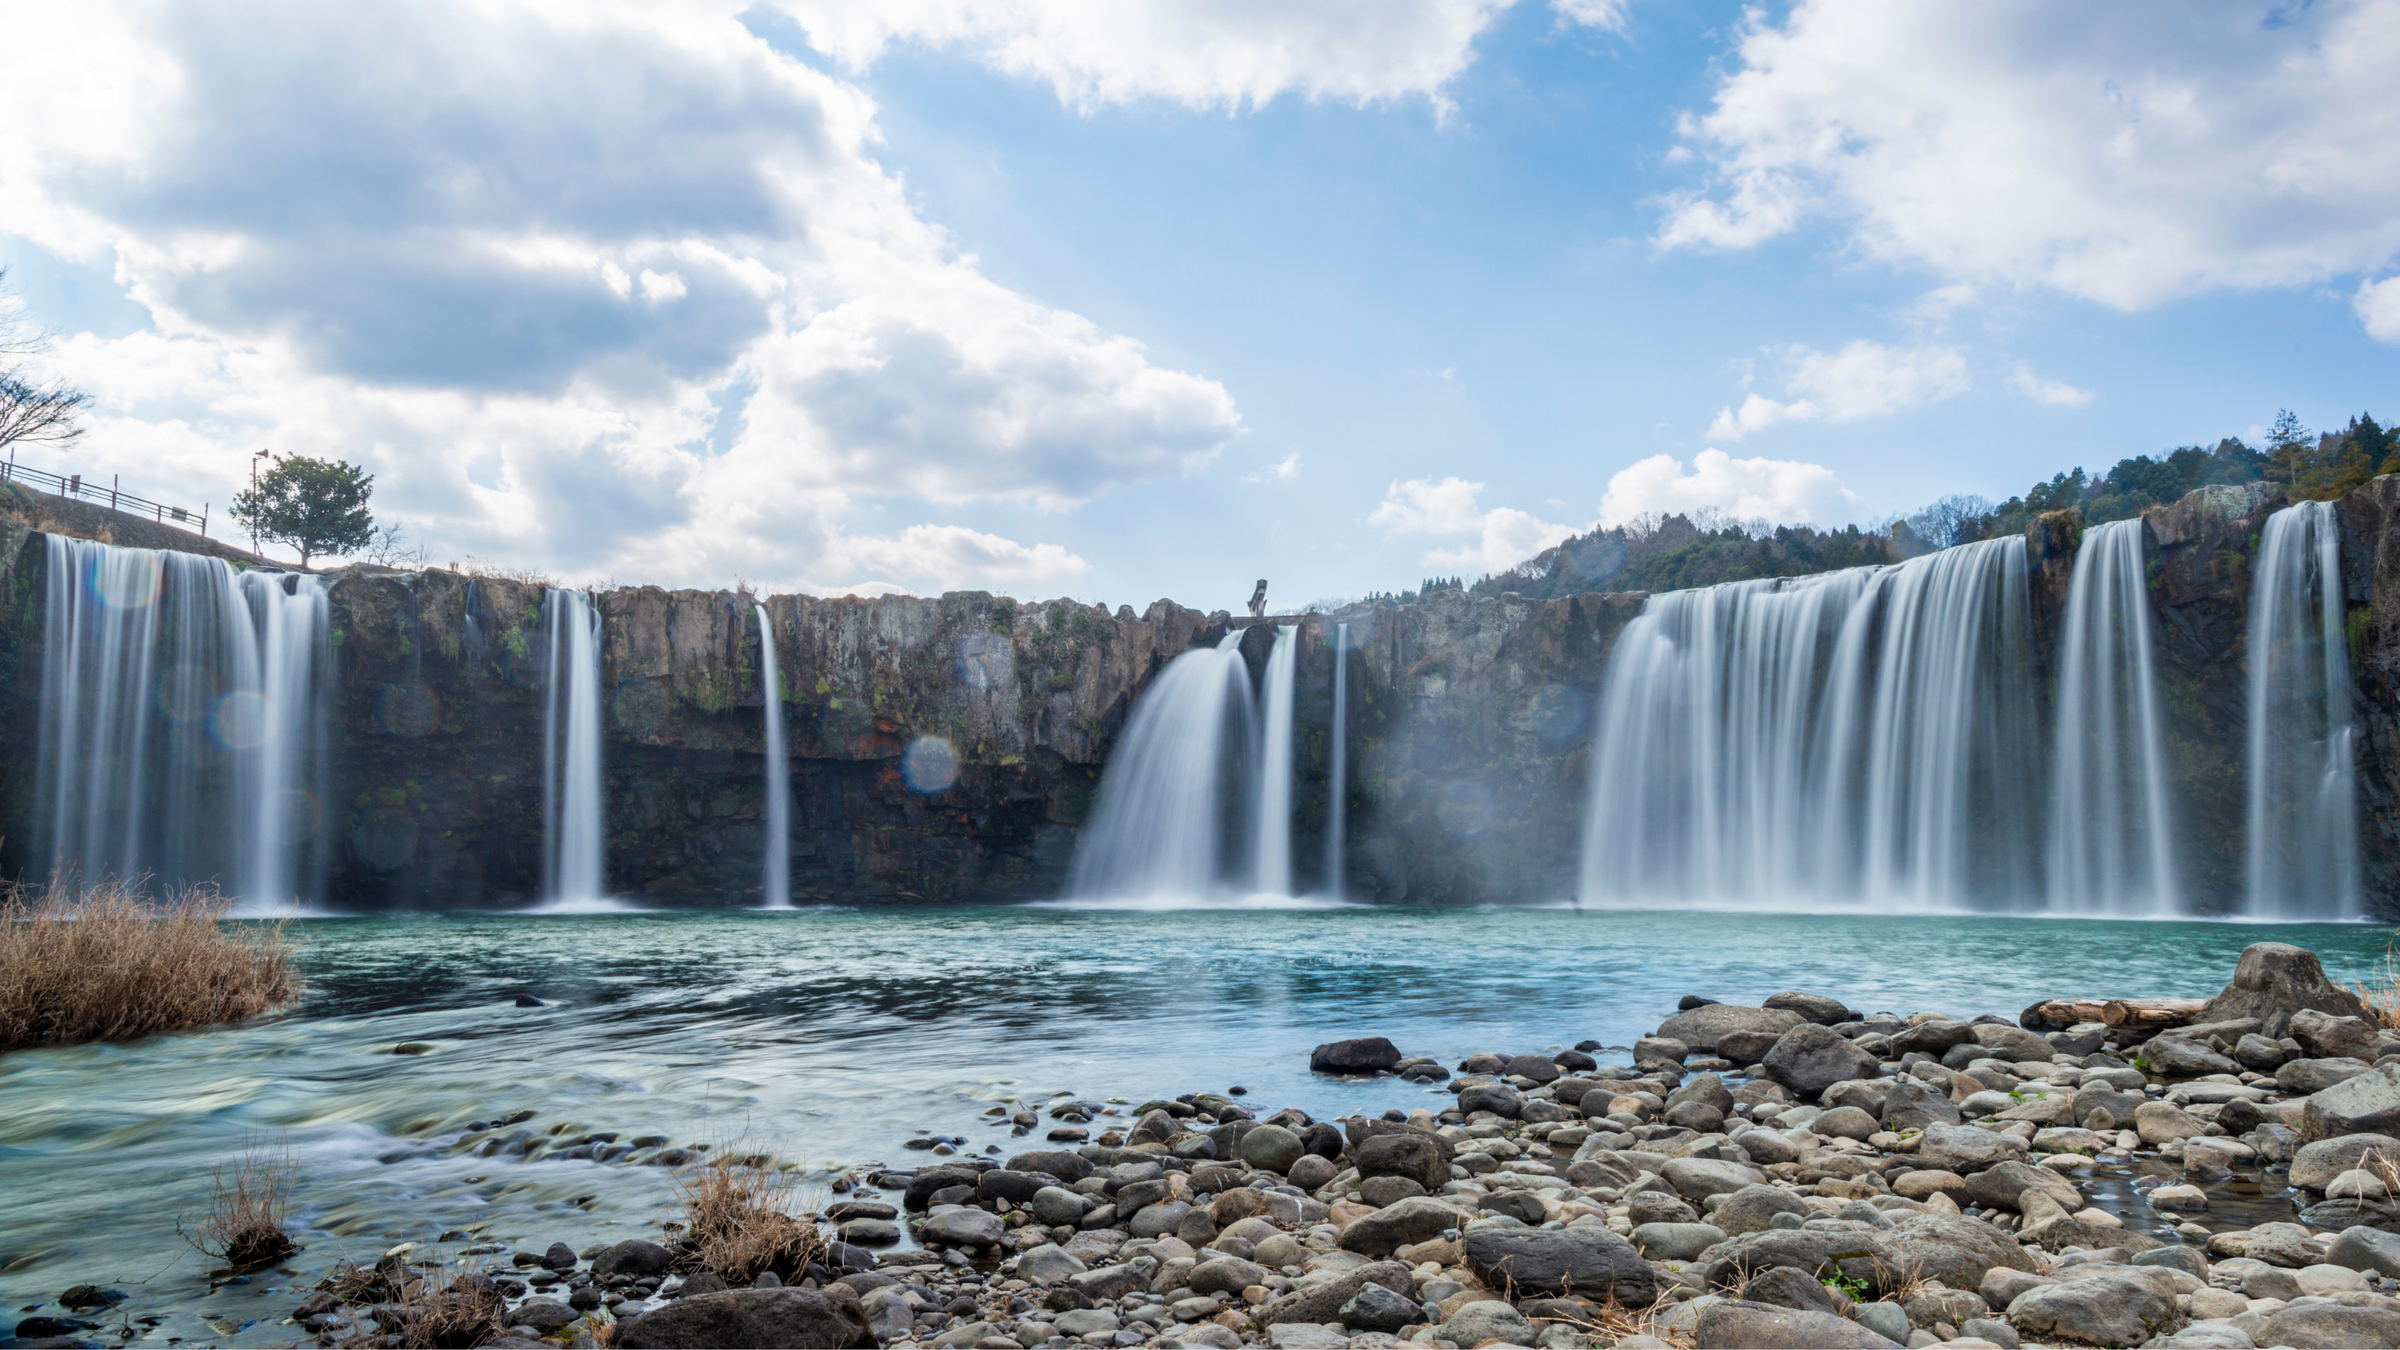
[13,474,2400,911]
[322,572,1644,907]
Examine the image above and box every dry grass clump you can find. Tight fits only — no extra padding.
[0,875,299,1052]
[180,1137,299,1271]
[325,1251,508,1350]
[392,1259,508,1350]
[2348,950,2400,1030]
[1558,1299,1695,1348]
[672,1136,826,1285]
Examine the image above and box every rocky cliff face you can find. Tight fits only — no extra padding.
[319,572,1641,907]
[10,475,2400,913]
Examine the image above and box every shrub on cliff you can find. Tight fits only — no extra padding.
[0,876,300,1052]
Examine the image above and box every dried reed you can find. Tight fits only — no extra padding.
[0,875,299,1052]
[393,1258,508,1350]
[672,1135,826,1285]
[1564,1298,1695,1348]
[2348,949,2400,1031]
[180,1136,299,1271]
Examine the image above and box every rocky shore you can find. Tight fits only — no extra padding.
[23,940,2400,1350]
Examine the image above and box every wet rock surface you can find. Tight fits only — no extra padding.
[45,939,2400,1350]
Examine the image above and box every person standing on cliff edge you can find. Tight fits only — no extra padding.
[1247,580,1267,618]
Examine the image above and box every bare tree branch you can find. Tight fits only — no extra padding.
[0,267,91,453]
[0,375,92,452]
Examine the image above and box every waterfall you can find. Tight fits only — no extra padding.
[2048,519,2179,915]
[542,588,607,904]
[1326,623,1349,900]
[1250,625,1296,894]
[1580,537,2037,909]
[236,569,334,906]
[756,602,791,907]
[2245,500,2360,919]
[1068,632,1255,898]
[33,536,329,904]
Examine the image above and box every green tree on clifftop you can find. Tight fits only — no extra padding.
[229,455,375,567]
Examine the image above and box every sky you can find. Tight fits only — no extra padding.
[2,0,2397,612]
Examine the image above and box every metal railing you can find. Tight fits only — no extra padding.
[0,457,209,538]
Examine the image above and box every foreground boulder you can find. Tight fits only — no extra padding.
[2195,941,2370,1038]
[2291,1133,2400,1190]
[2004,1269,2181,1347]
[1876,1214,2040,1290]
[1352,1129,1451,1191]
[2304,1065,2400,1138]
[1656,1003,1807,1052]
[1693,1300,1901,1349]
[1688,1228,1892,1294]
[1338,1196,1466,1258]
[1461,1227,1661,1304]
[1252,1261,1413,1328]
[1761,1024,1882,1098]
[1914,1124,2029,1173]
[1310,1037,1402,1073]
[2256,1303,2400,1347]
[616,1287,874,1349]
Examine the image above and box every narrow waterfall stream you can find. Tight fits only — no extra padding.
[1326,622,1349,900]
[541,588,608,906]
[1250,625,1297,894]
[33,536,330,906]
[2246,500,2360,919]
[1580,537,2037,909]
[2049,518,2179,915]
[1067,632,1255,899]
[756,603,791,908]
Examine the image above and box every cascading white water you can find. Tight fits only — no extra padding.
[235,569,333,906]
[756,602,792,908]
[1580,537,2037,909]
[1326,623,1349,900]
[1250,625,1297,894]
[1068,632,1255,898]
[542,588,608,904]
[2048,519,2179,915]
[2246,500,2360,919]
[34,536,330,904]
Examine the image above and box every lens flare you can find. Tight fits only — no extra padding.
[901,736,961,793]
[87,554,161,610]
[211,690,272,749]
[154,663,219,723]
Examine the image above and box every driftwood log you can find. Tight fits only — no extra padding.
[2020,997,2207,1032]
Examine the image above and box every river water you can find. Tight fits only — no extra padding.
[1,905,2391,1343]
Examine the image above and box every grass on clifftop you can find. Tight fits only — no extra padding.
[0,875,301,1052]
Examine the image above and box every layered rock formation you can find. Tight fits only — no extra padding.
[10,473,2400,912]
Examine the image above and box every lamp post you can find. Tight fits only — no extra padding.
[248,448,272,554]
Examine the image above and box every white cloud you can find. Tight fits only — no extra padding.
[832,524,1087,590]
[1597,448,1862,528]
[771,0,1514,114]
[1241,451,1302,483]
[1551,0,1631,32]
[1657,0,2400,311]
[0,0,1242,591]
[1370,476,1571,574]
[2357,277,2400,343]
[2006,361,2094,407]
[638,269,688,303]
[1707,339,1967,439]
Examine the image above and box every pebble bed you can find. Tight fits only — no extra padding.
[19,942,2400,1349]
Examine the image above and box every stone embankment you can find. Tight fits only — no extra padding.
[31,940,2387,1348]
